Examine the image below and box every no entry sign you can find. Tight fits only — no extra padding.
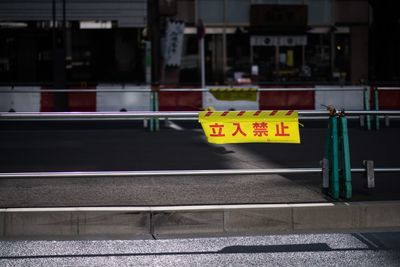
[199,110,300,144]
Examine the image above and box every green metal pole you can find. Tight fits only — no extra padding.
[339,116,352,199]
[322,118,332,194]
[150,92,154,132]
[374,87,380,130]
[330,117,340,200]
[155,91,160,131]
[324,119,332,160]
[363,86,371,130]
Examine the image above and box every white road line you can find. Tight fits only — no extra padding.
[2,201,400,213]
[9,201,400,213]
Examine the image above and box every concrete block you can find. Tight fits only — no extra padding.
[153,211,224,237]
[293,202,400,232]
[4,212,78,238]
[224,208,293,234]
[0,212,4,238]
[363,203,400,229]
[77,211,150,237]
[293,205,362,231]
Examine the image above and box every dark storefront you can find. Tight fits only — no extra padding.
[0,24,145,84]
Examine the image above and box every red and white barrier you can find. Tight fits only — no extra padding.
[0,85,391,112]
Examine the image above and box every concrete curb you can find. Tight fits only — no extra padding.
[1,201,399,240]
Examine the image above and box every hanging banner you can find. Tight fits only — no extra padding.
[209,87,258,102]
[165,20,185,66]
[203,86,260,111]
[199,110,300,144]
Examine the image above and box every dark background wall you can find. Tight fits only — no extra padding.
[369,0,400,82]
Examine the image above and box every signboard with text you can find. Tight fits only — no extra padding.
[199,110,300,144]
[165,20,185,66]
[250,4,307,34]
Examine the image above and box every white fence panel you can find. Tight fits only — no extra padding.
[0,87,41,112]
[315,86,365,110]
[96,84,151,112]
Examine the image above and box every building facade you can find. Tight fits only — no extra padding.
[0,0,373,86]
[177,0,370,85]
[0,0,147,84]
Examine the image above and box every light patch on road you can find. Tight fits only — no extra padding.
[185,121,286,169]
[191,126,284,169]
[166,120,185,131]
[219,143,283,169]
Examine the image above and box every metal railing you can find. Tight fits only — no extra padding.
[157,87,368,92]
[0,86,368,93]
[1,110,399,121]
[0,88,151,93]
[1,167,399,180]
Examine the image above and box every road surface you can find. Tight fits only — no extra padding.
[0,120,399,207]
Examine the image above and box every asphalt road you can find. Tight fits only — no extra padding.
[0,232,399,266]
[0,119,399,207]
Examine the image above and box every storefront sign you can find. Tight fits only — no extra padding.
[250,5,307,29]
[251,36,307,47]
[165,20,185,66]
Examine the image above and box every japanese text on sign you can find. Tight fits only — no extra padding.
[198,110,300,144]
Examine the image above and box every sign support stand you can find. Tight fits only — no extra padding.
[323,114,352,200]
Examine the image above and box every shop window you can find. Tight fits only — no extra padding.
[305,34,331,81]
[251,0,278,4]
[0,32,17,82]
[333,34,350,82]
[179,34,200,84]
[227,30,251,82]
[251,0,304,4]
[308,0,332,26]
[277,0,305,4]
[197,0,224,24]
[253,46,276,82]
[226,0,250,24]
[277,46,302,81]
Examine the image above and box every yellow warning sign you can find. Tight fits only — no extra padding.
[199,110,300,144]
[209,87,258,101]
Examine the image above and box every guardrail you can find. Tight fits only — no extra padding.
[0,88,152,93]
[0,166,398,202]
[1,167,398,179]
[0,87,367,93]
[1,110,397,120]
